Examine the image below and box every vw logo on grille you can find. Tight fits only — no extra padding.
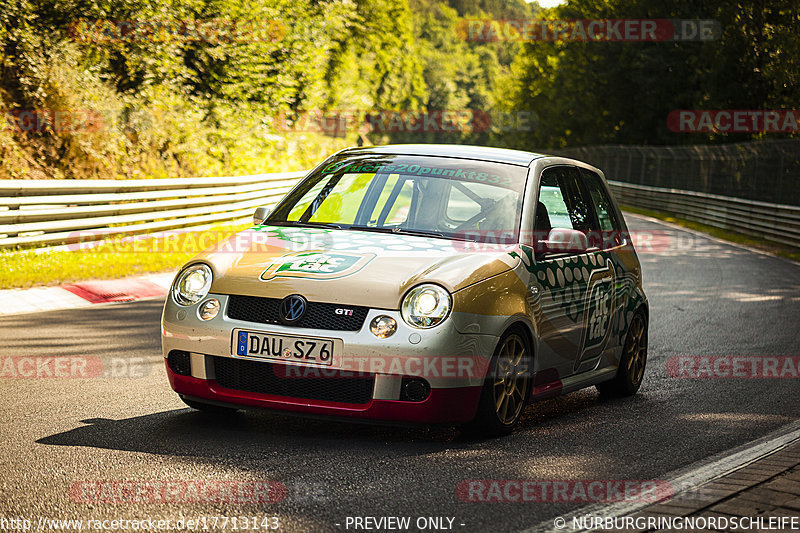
[279,294,307,325]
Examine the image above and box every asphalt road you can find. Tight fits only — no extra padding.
[1,214,799,533]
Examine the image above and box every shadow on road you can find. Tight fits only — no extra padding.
[35,388,650,462]
[37,408,463,456]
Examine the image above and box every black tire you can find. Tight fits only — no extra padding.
[597,310,648,397]
[461,327,532,437]
[181,397,238,415]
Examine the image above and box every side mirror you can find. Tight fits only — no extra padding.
[536,228,588,255]
[253,206,270,225]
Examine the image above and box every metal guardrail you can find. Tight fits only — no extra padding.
[609,180,800,249]
[0,172,305,248]
[558,140,800,207]
[2,170,796,251]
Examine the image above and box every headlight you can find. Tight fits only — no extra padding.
[401,284,452,329]
[172,264,212,306]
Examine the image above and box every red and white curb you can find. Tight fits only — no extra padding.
[0,273,173,316]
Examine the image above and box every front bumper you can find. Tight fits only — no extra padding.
[166,363,482,424]
[162,293,496,423]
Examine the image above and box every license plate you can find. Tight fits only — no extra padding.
[233,330,334,366]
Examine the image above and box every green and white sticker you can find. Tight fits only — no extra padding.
[260,251,375,281]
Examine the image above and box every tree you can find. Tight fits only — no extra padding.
[495,0,800,149]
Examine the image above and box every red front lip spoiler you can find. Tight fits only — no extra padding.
[166,363,481,425]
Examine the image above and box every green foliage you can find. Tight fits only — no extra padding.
[494,0,800,149]
[376,0,533,145]
[3,0,792,180]
[0,0,431,179]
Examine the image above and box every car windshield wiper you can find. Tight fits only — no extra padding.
[267,220,343,230]
[348,225,451,239]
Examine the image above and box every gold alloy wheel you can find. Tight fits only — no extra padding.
[492,334,530,425]
[625,314,647,386]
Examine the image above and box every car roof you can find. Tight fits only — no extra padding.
[339,144,546,167]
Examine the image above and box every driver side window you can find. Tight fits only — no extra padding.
[368,175,413,226]
[446,184,482,222]
[535,166,593,240]
[443,181,519,232]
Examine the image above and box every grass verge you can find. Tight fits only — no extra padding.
[0,222,249,290]
[5,206,798,290]
[621,205,800,263]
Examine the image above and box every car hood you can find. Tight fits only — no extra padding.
[194,225,520,309]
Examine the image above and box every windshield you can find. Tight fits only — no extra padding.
[267,154,528,242]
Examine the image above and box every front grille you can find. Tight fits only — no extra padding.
[226,295,369,331]
[168,350,191,376]
[212,356,374,404]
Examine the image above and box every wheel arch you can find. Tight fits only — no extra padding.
[492,317,537,387]
[636,300,649,323]
[502,319,535,353]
